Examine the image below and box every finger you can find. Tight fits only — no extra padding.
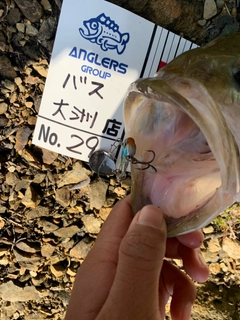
[66,195,133,320]
[166,230,204,259]
[179,245,209,283]
[166,231,209,282]
[177,230,204,248]
[160,260,196,320]
[99,205,167,319]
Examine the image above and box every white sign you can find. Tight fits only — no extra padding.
[32,0,198,163]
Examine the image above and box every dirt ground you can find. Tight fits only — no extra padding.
[0,0,240,319]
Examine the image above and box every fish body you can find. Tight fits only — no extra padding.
[79,13,130,54]
[123,33,240,236]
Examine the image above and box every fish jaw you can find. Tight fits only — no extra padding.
[79,20,102,40]
[131,164,237,237]
[124,77,240,237]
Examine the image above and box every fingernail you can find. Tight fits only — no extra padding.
[181,302,192,320]
[137,205,164,229]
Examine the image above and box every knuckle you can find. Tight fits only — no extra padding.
[120,226,165,264]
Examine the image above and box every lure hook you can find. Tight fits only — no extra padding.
[88,137,157,180]
[131,150,157,172]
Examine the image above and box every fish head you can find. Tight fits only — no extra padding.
[79,18,102,40]
[124,33,240,237]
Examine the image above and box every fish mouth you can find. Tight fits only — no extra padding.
[79,22,100,39]
[124,77,240,237]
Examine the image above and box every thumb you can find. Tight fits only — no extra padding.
[100,205,167,319]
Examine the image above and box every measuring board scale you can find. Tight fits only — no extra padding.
[141,26,198,78]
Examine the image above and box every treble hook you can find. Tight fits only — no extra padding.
[131,150,157,172]
[116,138,157,180]
[89,137,157,181]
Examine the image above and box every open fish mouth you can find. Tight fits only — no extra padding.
[79,27,95,39]
[124,76,240,237]
[79,22,100,39]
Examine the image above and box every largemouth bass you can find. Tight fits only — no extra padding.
[123,33,240,237]
[79,13,130,55]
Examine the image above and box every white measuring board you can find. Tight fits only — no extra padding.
[32,0,198,162]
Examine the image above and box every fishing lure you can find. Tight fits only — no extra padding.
[115,138,136,180]
[88,137,156,180]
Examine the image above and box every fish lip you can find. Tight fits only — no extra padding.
[79,27,87,37]
[130,165,215,236]
[79,27,96,38]
[131,170,228,237]
[131,176,215,237]
[165,197,213,237]
[79,22,100,39]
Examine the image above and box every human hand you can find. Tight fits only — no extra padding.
[65,195,209,320]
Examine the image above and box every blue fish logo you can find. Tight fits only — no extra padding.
[79,13,130,55]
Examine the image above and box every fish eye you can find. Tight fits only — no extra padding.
[91,22,98,29]
[232,68,240,86]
